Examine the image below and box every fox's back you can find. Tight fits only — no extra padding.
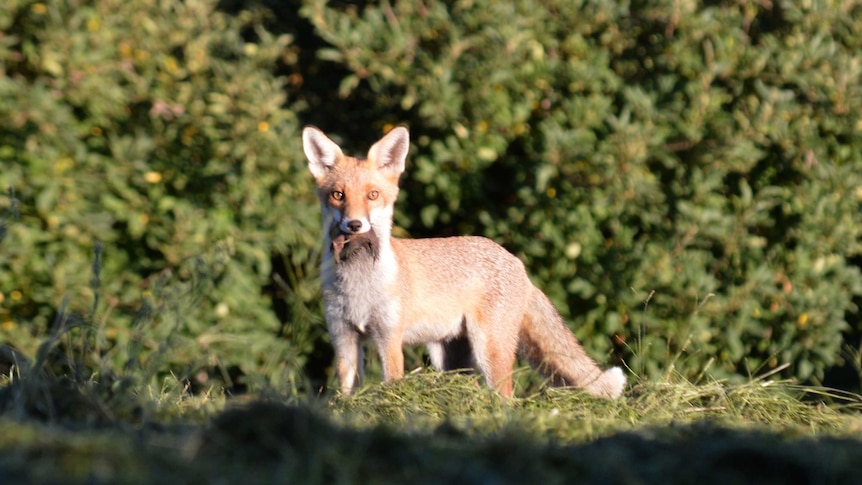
[392,236,525,282]
[389,236,532,343]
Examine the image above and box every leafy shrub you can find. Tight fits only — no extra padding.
[300,0,862,382]
[1,0,861,394]
[0,0,321,392]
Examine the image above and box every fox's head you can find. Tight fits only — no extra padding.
[303,126,409,240]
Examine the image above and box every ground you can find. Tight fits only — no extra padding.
[1,371,861,484]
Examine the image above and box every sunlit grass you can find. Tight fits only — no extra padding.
[329,370,862,440]
[3,362,862,484]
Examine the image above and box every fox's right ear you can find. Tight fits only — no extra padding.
[303,126,344,180]
[368,126,409,178]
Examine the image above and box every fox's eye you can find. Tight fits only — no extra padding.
[331,190,344,200]
[368,190,379,200]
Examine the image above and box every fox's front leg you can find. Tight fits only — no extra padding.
[332,330,364,394]
[377,332,405,383]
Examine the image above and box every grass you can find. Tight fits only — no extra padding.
[2,367,862,485]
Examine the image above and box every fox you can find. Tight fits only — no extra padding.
[303,125,625,399]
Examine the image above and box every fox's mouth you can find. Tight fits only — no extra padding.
[329,226,380,263]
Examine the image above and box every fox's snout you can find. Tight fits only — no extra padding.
[331,213,371,235]
[344,219,365,234]
[326,196,373,235]
[314,186,373,237]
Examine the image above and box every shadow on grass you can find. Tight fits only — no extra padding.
[195,400,862,485]
[1,394,861,485]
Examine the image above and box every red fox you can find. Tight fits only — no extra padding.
[303,126,625,399]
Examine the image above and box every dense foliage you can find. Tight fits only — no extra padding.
[1,0,861,393]
[0,0,321,393]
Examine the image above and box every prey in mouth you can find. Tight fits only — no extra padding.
[330,225,380,264]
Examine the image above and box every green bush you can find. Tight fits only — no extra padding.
[301,0,862,382]
[1,0,861,395]
[0,0,321,392]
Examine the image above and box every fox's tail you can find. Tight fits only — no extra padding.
[519,286,625,399]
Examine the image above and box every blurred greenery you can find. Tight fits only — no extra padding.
[0,0,322,394]
[1,0,861,398]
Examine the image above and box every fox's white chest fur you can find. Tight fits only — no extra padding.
[321,236,399,336]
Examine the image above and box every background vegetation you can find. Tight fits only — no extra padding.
[2,0,862,400]
[298,0,862,386]
[3,368,862,484]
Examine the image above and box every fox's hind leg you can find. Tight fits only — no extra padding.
[427,336,475,372]
[466,309,522,397]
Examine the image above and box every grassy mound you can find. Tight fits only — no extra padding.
[1,370,861,484]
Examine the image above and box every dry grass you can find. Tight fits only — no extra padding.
[330,370,862,438]
[2,363,862,484]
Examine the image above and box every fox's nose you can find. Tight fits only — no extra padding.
[345,220,363,233]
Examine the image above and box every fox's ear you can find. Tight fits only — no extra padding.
[368,126,409,177]
[303,126,344,180]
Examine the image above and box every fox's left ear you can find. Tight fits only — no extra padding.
[303,126,344,181]
[368,126,409,177]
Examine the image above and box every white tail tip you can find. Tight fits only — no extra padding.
[585,366,626,400]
